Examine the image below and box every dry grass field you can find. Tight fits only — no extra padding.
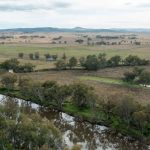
[16,68,150,106]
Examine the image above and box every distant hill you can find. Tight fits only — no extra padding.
[0,27,150,33]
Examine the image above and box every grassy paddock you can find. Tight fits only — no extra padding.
[0,44,149,70]
[0,44,150,59]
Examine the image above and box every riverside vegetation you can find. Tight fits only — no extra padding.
[0,72,150,142]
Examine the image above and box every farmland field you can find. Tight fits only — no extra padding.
[0,32,150,105]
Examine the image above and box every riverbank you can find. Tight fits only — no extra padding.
[0,87,149,144]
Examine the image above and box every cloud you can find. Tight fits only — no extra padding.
[137,3,150,8]
[53,2,71,9]
[0,0,150,28]
[0,1,71,11]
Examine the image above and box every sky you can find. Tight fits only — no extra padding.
[0,0,150,29]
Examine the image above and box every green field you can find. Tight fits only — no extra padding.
[0,44,150,60]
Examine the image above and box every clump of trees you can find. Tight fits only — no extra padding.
[19,79,96,110]
[0,58,35,73]
[123,67,150,85]
[124,55,149,66]
[55,54,78,70]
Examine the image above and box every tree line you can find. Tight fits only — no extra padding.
[55,53,149,71]
[18,52,58,61]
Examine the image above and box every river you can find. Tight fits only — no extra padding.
[0,94,149,150]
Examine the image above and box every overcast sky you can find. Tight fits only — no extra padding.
[0,0,150,29]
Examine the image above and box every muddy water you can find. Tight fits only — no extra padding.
[0,95,149,150]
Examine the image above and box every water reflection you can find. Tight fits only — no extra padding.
[0,95,149,150]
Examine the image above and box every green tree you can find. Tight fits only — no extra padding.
[55,59,67,70]
[68,57,78,69]
[29,53,34,60]
[107,55,121,67]
[71,83,95,108]
[1,74,17,90]
[98,53,107,68]
[84,55,99,71]
[35,52,40,60]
